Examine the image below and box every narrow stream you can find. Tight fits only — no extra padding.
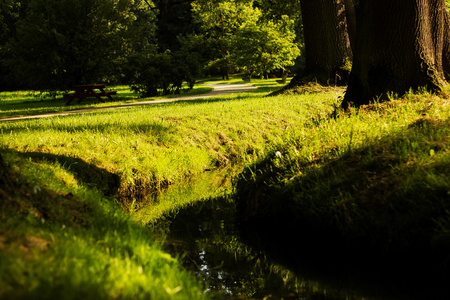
[149,171,447,300]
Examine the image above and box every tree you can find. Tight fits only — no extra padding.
[127,47,202,97]
[342,0,450,108]
[191,0,255,79]
[0,0,22,91]
[192,0,300,80]
[153,0,195,51]
[287,0,352,87]
[0,0,13,33]
[7,0,157,90]
[230,14,300,79]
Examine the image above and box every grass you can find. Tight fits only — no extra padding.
[0,84,213,119]
[0,153,206,299]
[0,76,323,299]
[0,77,308,208]
[2,74,448,298]
[234,89,450,273]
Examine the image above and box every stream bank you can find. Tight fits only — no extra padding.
[150,170,446,300]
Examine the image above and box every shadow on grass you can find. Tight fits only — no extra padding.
[4,149,121,197]
[0,150,175,300]
[234,116,450,299]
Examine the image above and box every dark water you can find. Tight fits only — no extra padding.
[156,198,409,300]
[151,173,448,300]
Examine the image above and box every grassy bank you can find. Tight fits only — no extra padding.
[3,76,448,297]
[234,88,450,274]
[0,154,206,299]
[0,78,343,298]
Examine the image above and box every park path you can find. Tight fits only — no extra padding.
[0,83,257,123]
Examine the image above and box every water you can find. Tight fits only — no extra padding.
[156,198,400,299]
[151,172,448,300]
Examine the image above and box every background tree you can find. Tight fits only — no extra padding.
[191,0,255,79]
[126,46,202,97]
[0,0,13,33]
[6,0,157,91]
[256,0,302,21]
[293,0,352,85]
[191,0,300,80]
[153,0,194,51]
[0,0,21,91]
[342,0,450,108]
[256,0,304,71]
[230,14,300,79]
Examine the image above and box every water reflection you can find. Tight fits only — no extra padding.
[157,197,403,300]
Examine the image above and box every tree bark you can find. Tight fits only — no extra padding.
[343,0,356,52]
[342,0,450,108]
[290,0,352,86]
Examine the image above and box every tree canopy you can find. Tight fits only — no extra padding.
[191,0,300,79]
[3,0,157,90]
[0,0,449,106]
[230,14,299,78]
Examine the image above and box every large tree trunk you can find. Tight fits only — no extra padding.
[290,0,352,86]
[342,0,450,108]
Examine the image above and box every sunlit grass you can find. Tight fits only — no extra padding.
[0,82,338,203]
[234,90,450,262]
[2,77,449,298]
[0,84,214,119]
[0,80,339,299]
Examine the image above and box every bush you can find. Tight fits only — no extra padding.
[127,50,201,97]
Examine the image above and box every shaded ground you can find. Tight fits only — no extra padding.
[0,83,257,123]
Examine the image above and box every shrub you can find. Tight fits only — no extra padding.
[128,50,201,97]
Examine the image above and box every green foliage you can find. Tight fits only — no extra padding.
[6,0,157,90]
[191,0,300,79]
[127,49,202,97]
[230,14,300,78]
[192,0,254,34]
[255,0,302,21]
[191,0,255,78]
[0,0,20,90]
[0,0,13,33]
[153,0,195,51]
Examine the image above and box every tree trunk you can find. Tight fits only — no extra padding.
[291,0,352,86]
[342,0,450,108]
[343,0,356,52]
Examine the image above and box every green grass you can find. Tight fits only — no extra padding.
[0,84,214,119]
[0,152,206,299]
[0,76,314,299]
[234,89,450,265]
[3,75,447,298]
[0,78,310,207]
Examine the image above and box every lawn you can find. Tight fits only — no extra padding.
[1,77,449,298]
[1,77,328,299]
[0,83,213,119]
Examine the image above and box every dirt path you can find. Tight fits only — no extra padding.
[0,83,257,123]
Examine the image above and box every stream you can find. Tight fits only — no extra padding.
[149,171,448,300]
